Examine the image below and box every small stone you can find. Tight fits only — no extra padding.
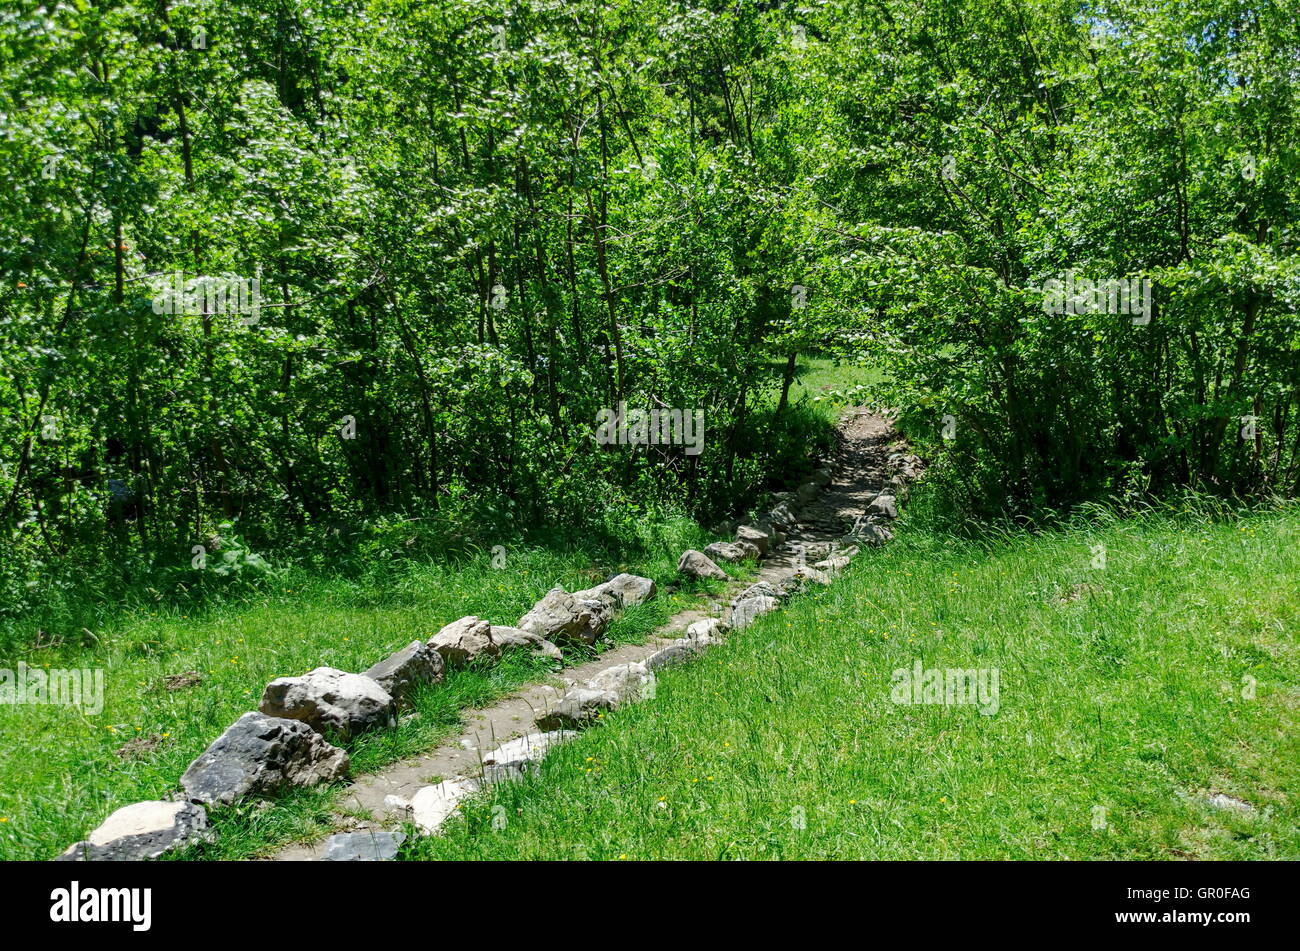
[321,829,405,861]
[1207,793,1255,814]
[382,795,413,817]
[411,778,480,834]
[363,640,444,705]
[677,549,728,581]
[58,801,209,862]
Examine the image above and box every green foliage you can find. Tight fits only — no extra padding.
[798,0,1300,517]
[1,0,857,627]
[4,0,1294,612]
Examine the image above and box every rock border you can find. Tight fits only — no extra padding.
[53,573,657,860]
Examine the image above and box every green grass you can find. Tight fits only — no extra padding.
[0,512,748,861]
[757,354,889,421]
[0,352,864,861]
[405,502,1299,860]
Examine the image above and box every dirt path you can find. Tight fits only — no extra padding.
[270,407,899,860]
[761,409,897,573]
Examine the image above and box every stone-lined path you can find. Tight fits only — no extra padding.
[269,407,909,860]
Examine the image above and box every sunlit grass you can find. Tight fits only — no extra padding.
[0,514,733,860]
[406,503,1299,860]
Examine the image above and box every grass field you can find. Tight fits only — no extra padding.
[405,502,1299,860]
[0,514,737,860]
[0,355,873,861]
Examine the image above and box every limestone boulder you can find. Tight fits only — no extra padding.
[517,587,612,646]
[260,667,396,739]
[58,801,209,862]
[429,615,498,667]
[704,540,760,563]
[677,549,728,581]
[362,640,444,705]
[572,573,657,610]
[181,712,349,806]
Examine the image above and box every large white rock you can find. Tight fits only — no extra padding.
[58,800,209,862]
[588,662,654,704]
[429,615,499,667]
[535,662,654,732]
[731,594,779,630]
[685,617,727,642]
[517,587,612,645]
[260,666,396,739]
[480,730,577,783]
[482,730,577,769]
